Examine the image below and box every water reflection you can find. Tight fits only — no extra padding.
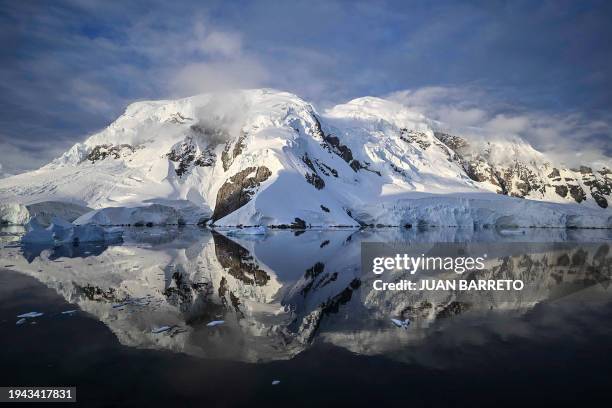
[0,226,611,363]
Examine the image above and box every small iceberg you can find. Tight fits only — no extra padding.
[17,312,44,318]
[206,320,225,327]
[61,310,78,315]
[16,318,26,325]
[271,380,281,386]
[391,318,410,329]
[151,326,172,334]
[225,226,267,236]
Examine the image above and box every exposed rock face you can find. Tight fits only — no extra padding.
[434,132,611,208]
[302,154,325,190]
[166,136,216,177]
[434,132,468,152]
[221,131,247,171]
[314,116,379,175]
[212,166,272,221]
[315,160,338,177]
[165,112,193,124]
[86,144,137,163]
[464,160,502,190]
[305,173,325,189]
[499,163,545,197]
[400,129,431,150]
[580,167,612,208]
[569,184,587,203]
[555,185,569,198]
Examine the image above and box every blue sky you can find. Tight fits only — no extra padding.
[1,0,611,174]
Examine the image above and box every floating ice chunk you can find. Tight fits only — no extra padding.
[206,320,225,327]
[391,318,410,329]
[61,310,78,315]
[17,312,44,318]
[16,318,26,325]
[151,326,172,334]
[225,226,267,236]
[271,380,280,385]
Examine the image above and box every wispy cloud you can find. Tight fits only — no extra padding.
[0,0,611,173]
[0,162,10,179]
[388,86,612,168]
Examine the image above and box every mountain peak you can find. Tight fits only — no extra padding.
[1,89,610,228]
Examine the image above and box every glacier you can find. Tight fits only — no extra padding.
[22,216,122,245]
[0,88,609,228]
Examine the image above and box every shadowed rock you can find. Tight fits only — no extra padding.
[212,166,272,221]
[212,231,270,286]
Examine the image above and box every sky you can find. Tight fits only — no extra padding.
[1,0,611,175]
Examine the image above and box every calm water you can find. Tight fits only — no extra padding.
[1,226,611,407]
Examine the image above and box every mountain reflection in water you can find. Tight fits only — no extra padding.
[0,226,611,364]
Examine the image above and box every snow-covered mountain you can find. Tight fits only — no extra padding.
[0,89,610,228]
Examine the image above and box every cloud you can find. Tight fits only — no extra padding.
[485,115,530,135]
[170,59,269,96]
[0,3,273,174]
[166,21,269,97]
[1,1,612,174]
[194,23,243,58]
[0,163,9,179]
[0,138,66,176]
[388,86,612,168]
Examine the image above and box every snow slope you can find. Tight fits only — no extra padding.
[0,89,610,227]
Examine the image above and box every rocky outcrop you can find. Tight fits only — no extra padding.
[499,163,545,197]
[579,166,611,208]
[166,136,216,177]
[86,144,138,163]
[434,132,469,152]
[165,112,193,124]
[221,131,248,171]
[302,154,325,189]
[313,116,379,175]
[212,166,272,221]
[400,129,431,150]
[434,132,611,208]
